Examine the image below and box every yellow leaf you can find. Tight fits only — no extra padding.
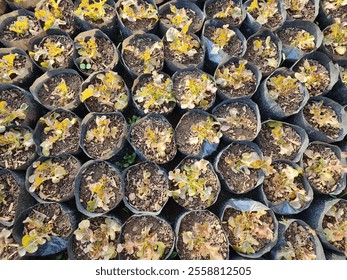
[81,87,94,102]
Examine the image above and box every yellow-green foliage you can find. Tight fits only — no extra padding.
[189,116,222,146]
[0,228,18,260]
[39,112,78,156]
[8,16,31,35]
[227,209,274,254]
[252,36,278,67]
[75,0,108,21]
[290,30,315,51]
[117,225,166,260]
[247,0,279,25]
[0,128,34,154]
[81,72,128,111]
[28,159,67,193]
[86,174,115,212]
[169,159,214,203]
[74,218,121,260]
[166,5,191,30]
[307,100,340,129]
[0,100,28,129]
[342,69,347,86]
[284,0,310,13]
[215,60,254,90]
[0,53,21,83]
[50,79,75,107]
[133,71,174,114]
[143,125,174,158]
[35,0,66,30]
[75,37,98,70]
[85,115,118,143]
[294,59,328,90]
[119,0,158,23]
[182,222,224,260]
[324,20,347,55]
[210,25,236,54]
[323,0,347,13]
[212,0,243,21]
[267,74,300,100]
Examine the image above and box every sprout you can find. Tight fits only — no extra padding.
[50,79,75,107]
[306,100,340,130]
[85,115,119,144]
[8,16,38,36]
[0,100,28,129]
[75,0,108,22]
[322,0,347,14]
[267,74,300,100]
[210,24,236,54]
[0,53,22,83]
[284,0,310,16]
[342,68,347,86]
[252,36,278,68]
[247,0,279,25]
[289,30,316,51]
[143,126,174,158]
[166,5,192,30]
[118,0,158,23]
[0,228,19,260]
[34,0,67,30]
[212,0,243,22]
[75,37,98,70]
[0,128,34,155]
[188,116,222,146]
[323,20,347,56]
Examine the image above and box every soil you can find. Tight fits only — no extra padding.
[0,172,20,224]
[23,203,72,237]
[76,37,115,74]
[215,60,257,98]
[293,59,330,96]
[84,73,128,112]
[37,73,83,109]
[30,155,79,202]
[118,0,158,32]
[130,116,176,164]
[303,100,340,139]
[176,211,229,260]
[303,143,342,194]
[213,102,258,141]
[123,37,164,75]
[124,162,169,212]
[1,15,41,41]
[132,74,175,114]
[36,0,76,33]
[322,200,347,254]
[258,122,302,161]
[262,162,306,204]
[0,127,36,170]
[222,208,275,254]
[72,216,121,260]
[173,70,216,110]
[0,225,20,260]
[34,35,74,69]
[83,5,116,26]
[119,215,174,260]
[244,36,279,76]
[284,0,316,20]
[204,25,243,57]
[0,53,27,82]
[0,88,28,126]
[278,28,316,52]
[83,114,126,159]
[266,73,304,114]
[79,161,122,213]
[40,111,80,156]
[175,112,220,156]
[280,221,316,260]
[163,33,204,66]
[160,6,202,33]
[217,144,260,194]
[170,158,219,210]
[205,0,243,26]
[248,2,283,30]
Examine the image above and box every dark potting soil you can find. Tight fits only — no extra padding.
[217,144,260,194]
[0,88,28,126]
[124,162,169,212]
[213,102,258,141]
[118,0,158,32]
[216,60,257,98]
[1,15,41,41]
[77,37,115,74]
[285,0,316,20]
[266,73,304,115]
[0,172,20,224]
[248,3,283,30]
[322,200,347,254]
[258,122,302,161]
[130,116,176,164]
[133,75,175,114]
[293,59,330,96]
[24,203,73,237]
[303,143,342,194]
[40,111,80,156]
[303,100,340,139]
[0,225,20,260]
[222,208,275,254]
[83,114,126,159]
[175,112,220,156]
[173,70,216,110]
[278,28,316,52]
[79,161,122,213]
[170,158,219,210]
[37,73,83,109]
[176,211,229,260]
[160,6,202,32]
[204,25,243,57]
[280,221,317,260]
[205,0,243,26]
[262,162,306,204]
[34,35,74,69]
[0,127,36,170]
[1,53,27,82]
[163,34,204,66]
[72,216,120,260]
[123,37,164,76]
[119,215,174,260]
[83,5,116,26]
[30,155,79,202]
